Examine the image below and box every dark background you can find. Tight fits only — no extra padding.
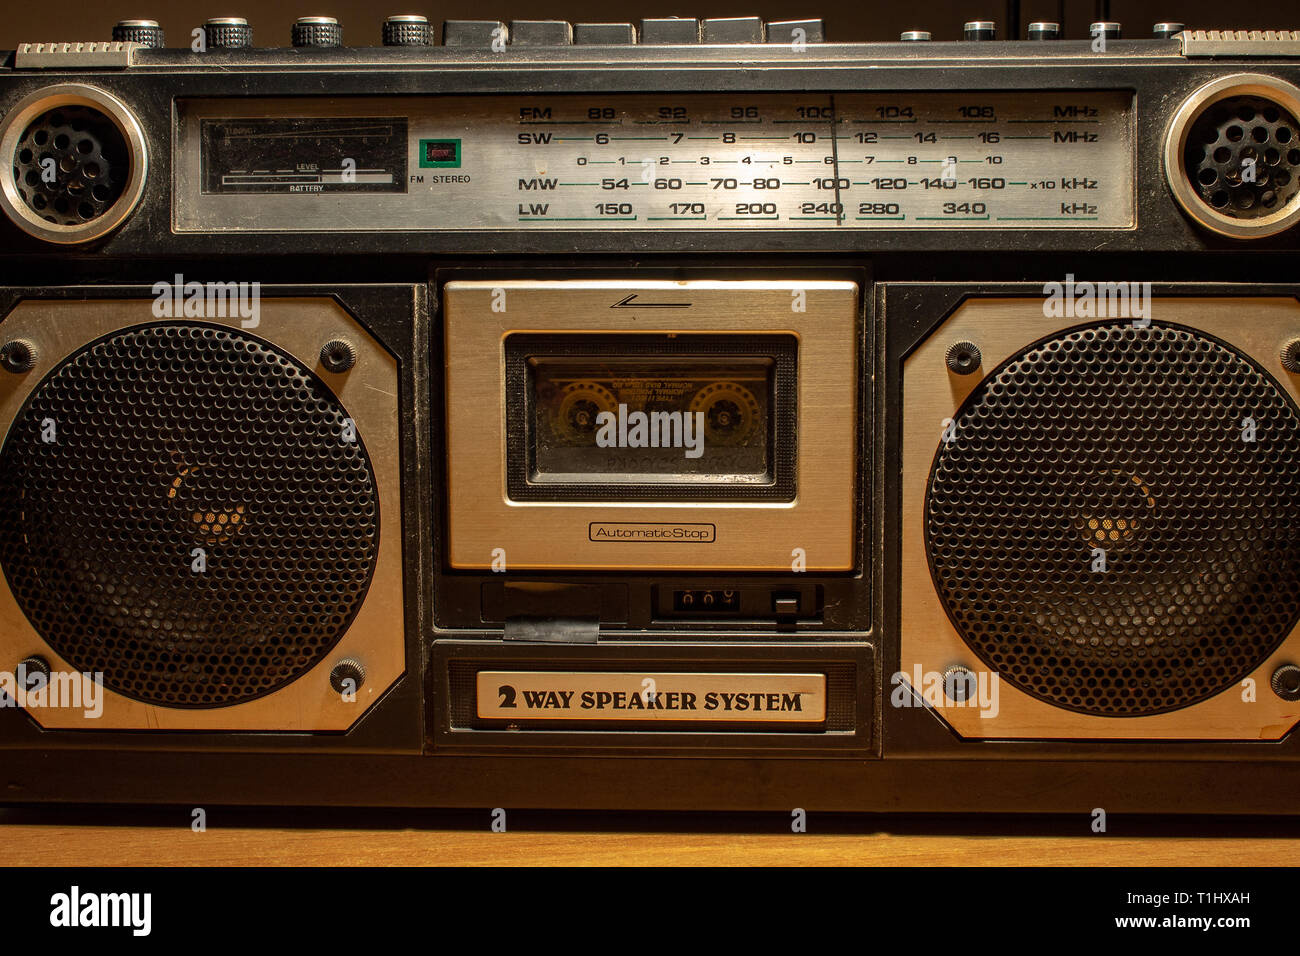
[1,0,1297,49]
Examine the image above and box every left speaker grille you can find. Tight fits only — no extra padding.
[0,323,379,708]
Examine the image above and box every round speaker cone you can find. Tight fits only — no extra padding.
[925,321,1300,717]
[0,323,380,708]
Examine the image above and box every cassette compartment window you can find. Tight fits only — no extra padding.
[505,333,797,501]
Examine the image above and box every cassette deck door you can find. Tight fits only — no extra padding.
[443,279,859,571]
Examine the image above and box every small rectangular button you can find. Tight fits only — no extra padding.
[640,17,700,43]
[702,16,765,43]
[574,22,637,44]
[766,19,825,43]
[773,593,801,616]
[442,20,506,46]
[510,20,573,45]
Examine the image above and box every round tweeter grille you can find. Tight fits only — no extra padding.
[0,323,380,708]
[925,321,1300,717]
[0,85,147,244]
[1166,73,1300,238]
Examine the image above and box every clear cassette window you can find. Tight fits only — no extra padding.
[504,334,797,502]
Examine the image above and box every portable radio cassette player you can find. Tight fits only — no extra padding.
[4,12,1300,815]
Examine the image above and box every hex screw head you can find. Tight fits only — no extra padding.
[0,340,37,373]
[945,341,982,375]
[320,339,356,373]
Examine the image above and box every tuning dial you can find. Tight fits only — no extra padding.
[1153,22,1185,39]
[113,19,165,47]
[383,14,431,46]
[963,21,996,41]
[204,17,252,49]
[900,30,931,41]
[1027,21,1060,40]
[1091,21,1122,41]
[292,16,342,47]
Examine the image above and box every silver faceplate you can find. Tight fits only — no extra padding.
[175,91,1135,232]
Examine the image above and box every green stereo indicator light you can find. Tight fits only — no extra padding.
[420,139,461,168]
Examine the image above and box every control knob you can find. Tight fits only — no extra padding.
[383,14,431,46]
[204,17,252,49]
[292,16,343,47]
[112,19,165,47]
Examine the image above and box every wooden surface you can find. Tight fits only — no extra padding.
[5,809,1299,865]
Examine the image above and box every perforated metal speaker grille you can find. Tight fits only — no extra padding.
[11,106,128,226]
[925,321,1300,717]
[1184,95,1300,219]
[0,323,379,708]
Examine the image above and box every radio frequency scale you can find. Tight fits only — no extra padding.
[178,92,1134,230]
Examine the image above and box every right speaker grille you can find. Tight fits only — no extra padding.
[925,321,1300,717]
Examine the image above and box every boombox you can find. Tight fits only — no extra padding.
[4,12,1300,816]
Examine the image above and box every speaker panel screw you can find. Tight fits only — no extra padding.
[17,655,50,689]
[1282,339,1300,373]
[320,340,356,373]
[329,659,366,694]
[1270,664,1300,701]
[945,341,982,375]
[942,665,976,703]
[0,340,37,373]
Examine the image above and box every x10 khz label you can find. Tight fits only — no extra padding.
[476,671,826,722]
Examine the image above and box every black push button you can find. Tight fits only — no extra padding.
[773,593,801,617]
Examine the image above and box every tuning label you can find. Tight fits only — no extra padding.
[176,91,1135,231]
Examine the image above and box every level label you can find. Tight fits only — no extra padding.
[178,91,1135,232]
[476,671,827,722]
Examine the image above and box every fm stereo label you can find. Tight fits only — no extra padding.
[588,522,716,542]
[476,672,827,722]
